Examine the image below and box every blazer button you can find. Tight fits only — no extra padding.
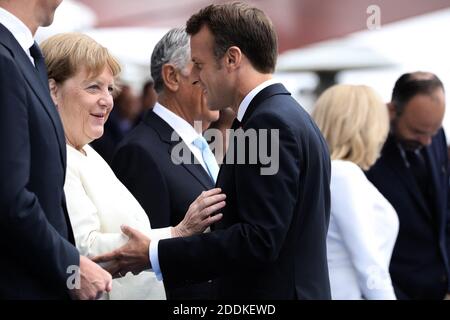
[441,275,448,283]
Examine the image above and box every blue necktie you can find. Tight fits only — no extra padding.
[193,136,219,182]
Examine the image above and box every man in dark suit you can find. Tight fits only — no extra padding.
[112,28,219,299]
[0,0,111,299]
[96,2,331,299]
[367,72,450,299]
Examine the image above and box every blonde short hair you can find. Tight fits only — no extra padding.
[40,33,121,87]
[312,84,389,170]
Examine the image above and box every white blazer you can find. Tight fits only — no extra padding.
[65,144,171,300]
[327,160,399,300]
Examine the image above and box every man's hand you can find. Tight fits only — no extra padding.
[172,188,225,237]
[92,188,226,278]
[92,225,150,278]
[69,256,112,300]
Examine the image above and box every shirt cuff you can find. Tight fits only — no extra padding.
[149,239,163,281]
[148,226,172,241]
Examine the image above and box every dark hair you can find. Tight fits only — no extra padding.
[142,79,154,95]
[391,72,444,114]
[186,1,278,74]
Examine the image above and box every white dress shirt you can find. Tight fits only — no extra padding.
[150,79,281,281]
[327,160,399,300]
[0,7,35,64]
[236,78,278,121]
[153,102,208,171]
[150,102,216,280]
[65,144,172,299]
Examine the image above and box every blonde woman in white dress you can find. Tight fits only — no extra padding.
[41,33,225,300]
[312,84,399,300]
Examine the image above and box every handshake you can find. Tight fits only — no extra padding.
[69,188,225,300]
[69,224,152,300]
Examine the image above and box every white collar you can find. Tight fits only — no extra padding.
[152,102,201,146]
[236,78,279,121]
[0,7,34,56]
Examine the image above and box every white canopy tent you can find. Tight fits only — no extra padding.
[275,8,450,137]
[35,0,169,92]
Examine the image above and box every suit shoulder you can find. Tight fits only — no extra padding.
[365,154,391,183]
[0,40,12,56]
[251,94,325,145]
[248,95,300,126]
[0,45,19,75]
[114,125,168,167]
[0,49,26,101]
[117,122,159,148]
[433,128,447,149]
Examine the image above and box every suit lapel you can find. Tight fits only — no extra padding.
[424,143,445,232]
[0,25,66,169]
[218,83,291,187]
[144,111,214,189]
[382,136,433,221]
[169,142,215,188]
[241,83,291,125]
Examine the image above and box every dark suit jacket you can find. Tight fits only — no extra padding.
[157,84,332,299]
[112,110,216,299]
[0,24,79,299]
[366,131,450,299]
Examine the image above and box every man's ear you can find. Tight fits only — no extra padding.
[48,79,59,107]
[161,64,179,92]
[387,102,397,121]
[224,46,242,70]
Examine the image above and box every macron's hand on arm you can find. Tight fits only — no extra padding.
[172,188,225,237]
[69,255,112,300]
[92,225,151,278]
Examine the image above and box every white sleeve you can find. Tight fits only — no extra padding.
[331,167,396,300]
[64,163,127,258]
[143,227,172,241]
[149,239,163,280]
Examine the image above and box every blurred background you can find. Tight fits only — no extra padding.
[35,0,450,135]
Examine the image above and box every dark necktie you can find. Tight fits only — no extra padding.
[230,118,241,130]
[406,149,435,215]
[222,118,241,165]
[406,149,428,188]
[29,42,49,88]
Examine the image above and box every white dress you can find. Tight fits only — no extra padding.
[327,160,399,300]
[65,144,171,300]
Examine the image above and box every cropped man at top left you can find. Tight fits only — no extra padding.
[0,0,112,299]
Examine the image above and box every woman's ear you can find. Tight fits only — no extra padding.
[161,64,179,92]
[48,79,59,107]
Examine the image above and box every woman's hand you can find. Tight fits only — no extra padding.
[171,188,226,237]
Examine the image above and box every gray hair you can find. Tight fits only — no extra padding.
[150,27,191,93]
